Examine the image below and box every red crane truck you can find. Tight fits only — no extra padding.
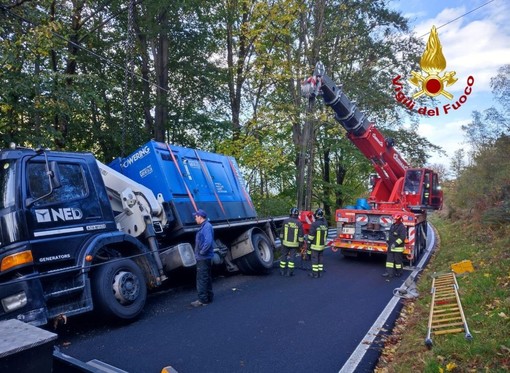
[301,62,443,263]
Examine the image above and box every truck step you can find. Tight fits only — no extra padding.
[47,278,93,320]
[45,284,86,299]
[43,273,87,300]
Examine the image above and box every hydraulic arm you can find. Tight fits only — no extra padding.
[302,62,409,204]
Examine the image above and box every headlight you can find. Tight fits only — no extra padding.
[1,292,28,312]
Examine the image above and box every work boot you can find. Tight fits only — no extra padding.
[191,300,208,307]
[308,272,318,279]
[280,268,285,276]
[395,271,402,277]
[381,272,390,277]
[288,270,294,277]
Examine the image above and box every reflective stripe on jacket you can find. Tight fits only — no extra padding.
[308,218,328,251]
[387,222,406,253]
[280,217,304,248]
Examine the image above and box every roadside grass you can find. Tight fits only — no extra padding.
[375,214,510,372]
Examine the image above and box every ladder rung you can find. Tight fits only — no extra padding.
[435,299,456,304]
[435,301,456,306]
[435,286,455,291]
[432,316,463,324]
[437,273,455,278]
[435,279,454,284]
[434,303,459,308]
[433,311,461,316]
[435,284,454,288]
[435,305,459,311]
[432,322,464,329]
[436,276,454,281]
[434,311,461,317]
[433,328,464,335]
[436,294,456,298]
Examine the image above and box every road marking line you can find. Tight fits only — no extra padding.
[338,223,435,373]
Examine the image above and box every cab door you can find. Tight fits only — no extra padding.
[24,155,112,269]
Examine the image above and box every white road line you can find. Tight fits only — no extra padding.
[338,223,435,373]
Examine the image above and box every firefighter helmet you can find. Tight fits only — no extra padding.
[394,214,403,222]
[289,207,299,217]
[314,208,324,219]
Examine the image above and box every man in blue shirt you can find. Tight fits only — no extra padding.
[191,209,215,307]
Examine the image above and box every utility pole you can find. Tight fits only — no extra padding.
[304,118,315,211]
[298,77,317,211]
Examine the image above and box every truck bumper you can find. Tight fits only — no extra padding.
[330,240,412,256]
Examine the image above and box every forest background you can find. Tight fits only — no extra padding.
[0,0,508,223]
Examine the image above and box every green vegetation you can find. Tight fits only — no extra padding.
[0,0,438,215]
[376,133,510,372]
[376,216,510,372]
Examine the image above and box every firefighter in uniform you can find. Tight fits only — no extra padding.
[307,208,328,278]
[382,214,406,281]
[279,207,304,276]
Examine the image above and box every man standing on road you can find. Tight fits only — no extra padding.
[191,209,214,307]
[279,207,304,277]
[307,208,328,278]
[382,214,406,281]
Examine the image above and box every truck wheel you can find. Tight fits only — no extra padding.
[91,258,147,321]
[236,233,274,275]
[409,225,425,265]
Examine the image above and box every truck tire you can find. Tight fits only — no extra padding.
[409,224,426,265]
[91,258,147,321]
[236,232,274,275]
[415,227,423,261]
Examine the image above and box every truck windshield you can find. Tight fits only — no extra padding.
[0,160,16,209]
[404,170,422,194]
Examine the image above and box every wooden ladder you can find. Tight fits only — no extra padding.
[425,272,473,347]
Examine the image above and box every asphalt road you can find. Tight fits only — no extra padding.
[54,244,419,373]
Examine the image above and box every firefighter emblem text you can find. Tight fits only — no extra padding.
[392,25,474,116]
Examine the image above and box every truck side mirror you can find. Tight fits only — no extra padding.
[49,161,62,189]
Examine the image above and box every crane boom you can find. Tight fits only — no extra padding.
[301,62,443,262]
[303,62,409,203]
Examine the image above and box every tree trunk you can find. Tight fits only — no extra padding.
[323,148,331,218]
[304,116,315,211]
[153,10,169,142]
[296,0,325,210]
[336,163,346,208]
[50,0,84,149]
[225,0,250,136]
[133,7,154,137]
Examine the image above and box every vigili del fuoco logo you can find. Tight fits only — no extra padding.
[392,25,475,116]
